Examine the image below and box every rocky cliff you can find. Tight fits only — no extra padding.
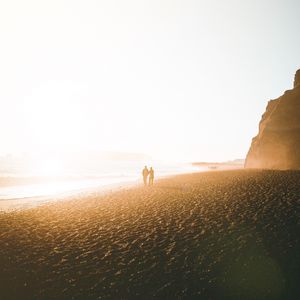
[245,70,300,169]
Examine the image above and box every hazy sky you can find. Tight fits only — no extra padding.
[1,0,300,162]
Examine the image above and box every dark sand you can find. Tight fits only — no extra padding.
[0,170,300,300]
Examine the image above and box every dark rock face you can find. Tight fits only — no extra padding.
[245,70,300,170]
[294,69,300,88]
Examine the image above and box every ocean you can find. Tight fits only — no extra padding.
[0,161,202,211]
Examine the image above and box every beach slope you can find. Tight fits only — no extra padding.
[0,170,300,299]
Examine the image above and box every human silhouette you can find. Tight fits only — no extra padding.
[142,166,149,186]
[149,167,154,186]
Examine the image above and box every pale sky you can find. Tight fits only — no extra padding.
[1,0,300,162]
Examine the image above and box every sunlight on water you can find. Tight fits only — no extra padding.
[0,163,202,211]
[0,178,127,201]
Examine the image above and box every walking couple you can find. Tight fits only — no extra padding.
[142,166,154,186]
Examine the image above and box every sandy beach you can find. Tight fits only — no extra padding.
[0,170,300,300]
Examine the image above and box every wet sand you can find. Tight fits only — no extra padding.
[0,170,300,300]
[0,180,138,212]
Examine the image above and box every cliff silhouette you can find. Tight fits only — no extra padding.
[245,69,300,169]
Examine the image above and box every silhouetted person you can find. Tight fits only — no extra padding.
[149,167,154,186]
[142,166,149,186]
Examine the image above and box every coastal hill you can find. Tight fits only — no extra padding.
[245,69,300,169]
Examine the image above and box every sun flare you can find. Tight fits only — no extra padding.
[31,158,65,176]
[23,83,88,153]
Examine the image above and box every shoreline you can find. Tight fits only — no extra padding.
[0,167,210,212]
[0,179,140,213]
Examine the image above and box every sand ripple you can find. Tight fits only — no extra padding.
[1,170,300,299]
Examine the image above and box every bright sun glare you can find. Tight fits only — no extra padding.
[32,158,65,176]
[23,82,87,155]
